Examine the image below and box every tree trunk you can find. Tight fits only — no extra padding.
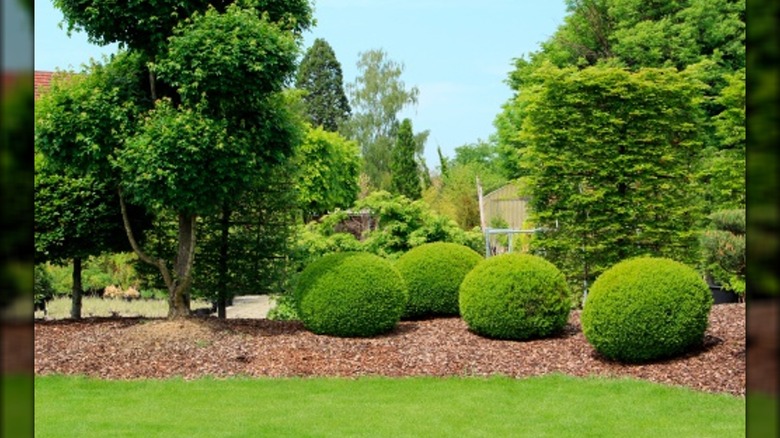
[167,213,197,319]
[167,282,191,318]
[70,257,83,320]
[118,189,197,319]
[217,205,230,319]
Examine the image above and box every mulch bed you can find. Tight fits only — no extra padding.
[32,303,749,397]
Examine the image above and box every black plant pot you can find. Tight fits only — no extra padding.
[710,284,739,304]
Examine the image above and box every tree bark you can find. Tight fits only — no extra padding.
[217,205,230,319]
[70,257,83,320]
[167,213,197,319]
[118,188,196,319]
[149,69,157,101]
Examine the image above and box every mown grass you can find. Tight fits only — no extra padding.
[36,296,212,319]
[2,374,34,438]
[35,374,745,438]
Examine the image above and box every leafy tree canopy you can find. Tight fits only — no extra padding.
[54,0,312,58]
[37,0,313,318]
[343,49,419,191]
[496,0,744,224]
[294,125,361,218]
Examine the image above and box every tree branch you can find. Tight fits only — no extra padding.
[179,214,197,289]
[149,69,157,101]
[118,187,173,288]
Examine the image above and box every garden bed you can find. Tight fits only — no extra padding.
[34,303,746,396]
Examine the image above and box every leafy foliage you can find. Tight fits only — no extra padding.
[698,68,745,211]
[294,252,407,337]
[153,4,300,116]
[423,144,507,230]
[700,209,745,295]
[34,265,56,308]
[390,119,422,200]
[343,49,419,191]
[35,153,151,318]
[295,38,351,132]
[497,0,744,217]
[355,192,482,258]
[518,64,706,301]
[395,242,482,319]
[459,253,571,340]
[265,293,299,321]
[34,167,133,265]
[53,0,312,57]
[40,0,313,317]
[581,257,713,363]
[39,252,146,299]
[35,53,151,181]
[195,167,297,312]
[289,192,483,281]
[294,126,360,219]
[117,99,232,216]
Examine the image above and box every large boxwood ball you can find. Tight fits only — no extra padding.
[395,242,483,319]
[458,253,571,340]
[581,257,713,363]
[294,252,407,337]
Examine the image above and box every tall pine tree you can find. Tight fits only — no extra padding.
[390,118,421,199]
[295,38,351,132]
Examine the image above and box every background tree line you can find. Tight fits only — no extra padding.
[493,0,745,301]
[34,0,747,318]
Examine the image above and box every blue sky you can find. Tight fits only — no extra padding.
[34,0,568,168]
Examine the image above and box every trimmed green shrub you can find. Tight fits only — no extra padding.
[581,257,713,363]
[458,253,571,340]
[34,265,56,310]
[266,293,299,321]
[700,209,745,296]
[294,252,407,337]
[395,242,483,319]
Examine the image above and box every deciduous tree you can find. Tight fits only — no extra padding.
[294,126,361,220]
[36,0,312,318]
[343,49,419,191]
[34,158,150,319]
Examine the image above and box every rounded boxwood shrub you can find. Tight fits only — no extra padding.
[458,253,571,340]
[395,242,483,319]
[294,252,407,337]
[581,257,713,363]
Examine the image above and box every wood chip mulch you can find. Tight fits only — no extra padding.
[34,303,746,396]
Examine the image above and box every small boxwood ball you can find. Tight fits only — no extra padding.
[581,257,713,363]
[395,242,483,319]
[294,252,407,337]
[458,253,571,340]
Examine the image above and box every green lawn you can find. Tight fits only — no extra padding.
[2,374,34,438]
[35,374,745,438]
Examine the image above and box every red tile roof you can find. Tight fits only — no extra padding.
[34,71,54,100]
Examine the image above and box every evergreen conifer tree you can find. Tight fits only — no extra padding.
[295,38,351,132]
[390,118,421,199]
